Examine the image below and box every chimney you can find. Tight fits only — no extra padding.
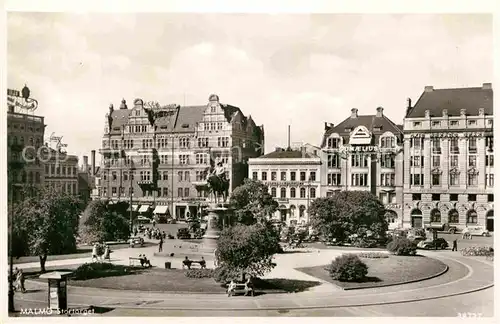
[287,125,291,150]
[424,86,434,92]
[351,108,358,118]
[91,150,96,175]
[324,122,329,131]
[425,110,430,118]
[83,155,89,172]
[482,83,492,89]
[406,98,412,116]
[329,123,334,128]
[376,107,384,117]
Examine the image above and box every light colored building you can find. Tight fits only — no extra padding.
[248,147,321,226]
[7,87,45,202]
[98,95,264,220]
[403,83,494,231]
[320,107,405,229]
[42,148,79,195]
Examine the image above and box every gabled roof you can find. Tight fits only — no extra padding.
[259,149,318,159]
[406,85,493,118]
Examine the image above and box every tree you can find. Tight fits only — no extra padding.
[215,223,281,282]
[229,179,278,225]
[309,191,388,245]
[12,186,82,272]
[79,200,130,244]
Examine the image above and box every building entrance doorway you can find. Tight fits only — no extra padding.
[486,210,494,232]
[411,209,423,228]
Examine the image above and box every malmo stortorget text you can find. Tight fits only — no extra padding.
[20,307,95,316]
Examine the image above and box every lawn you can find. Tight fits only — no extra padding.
[296,255,447,290]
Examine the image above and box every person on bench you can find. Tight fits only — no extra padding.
[199,256,206,269]
[182,256,192,269]
[139,254,152,268]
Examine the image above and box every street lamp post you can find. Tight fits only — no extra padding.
[8,178,14,312]
[129,163,134,235]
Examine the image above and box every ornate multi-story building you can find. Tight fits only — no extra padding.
[248,146,321,226]
[42,148,79,195]
[403,83,494,231]
[98,94,264,220]
[320,107,405,229]
[6,87,45,202]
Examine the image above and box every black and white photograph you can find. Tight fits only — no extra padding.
[2,0,496,319]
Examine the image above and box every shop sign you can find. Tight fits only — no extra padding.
[386,204,401,209]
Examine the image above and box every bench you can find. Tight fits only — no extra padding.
[129,257,143,266]
[226,280,254,297]
[182,260,207,269]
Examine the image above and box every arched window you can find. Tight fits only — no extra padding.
[280,187,286,198]
[310,187,316,198]
[299,205,306,217]
[290,187,296,198]
[411,209,422,216]
[271,187,277,197]
[385,210,398,223]
[448,209,459,223]
[411,209,423,228]
[300,187,306,198]
[466,210,478,224]
[290,205,296,217]
[430,209,441,223]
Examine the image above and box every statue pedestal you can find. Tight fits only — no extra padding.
[201,203,231,253]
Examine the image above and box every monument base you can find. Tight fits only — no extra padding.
[201,204,231,253]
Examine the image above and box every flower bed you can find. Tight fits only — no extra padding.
[185,268,214,278]
[357,252,389,259]
[460,246,494,257]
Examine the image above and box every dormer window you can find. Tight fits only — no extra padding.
[374,127,382,132]
[211,106,216,113]
[380,136,395,148]
[344,128,352,132]
[450,120,458,126]
[135,110,140,116]
[432,121,440,127]
[468,120,477,126]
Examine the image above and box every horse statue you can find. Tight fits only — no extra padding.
[205,159,229,203]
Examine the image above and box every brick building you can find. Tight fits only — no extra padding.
[98,95,264,220]
[320,107,405,229]
[403,83,494,231]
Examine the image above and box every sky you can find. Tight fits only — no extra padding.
[7,13,493,162]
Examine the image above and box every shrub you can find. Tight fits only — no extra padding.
[357,252,389,259]
[352,238,379,248]
[460,246,494,257]
[387,237,417,256]
[185,268,214,278]
[73,262,133,280]
[213,264,243,283]
[328,254,368,282]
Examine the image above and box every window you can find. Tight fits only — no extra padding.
[163,188,168,197]
[261,172,267,181]
[178,171,183,182]
[432,121,440,127]
[217,137,229,147]
[327,173,342,186]
[431,138,441,154]
[486,136,494,151]
[112,172,117,181]
[467,210,478,224]
[486,154,494,167]
[468,120,477,126]
[327,154,340,168]
[432,174,441,186]
[290,188,296,198]
[488,194,494,202]
[35,172,40,183]
[280,187,286,198]
[449,173,459,186]
[163,172,168,181]
[448,209,459,223]
[351,154,369,167]
[450,155,459,168]
[351,173,369,186]
[327,138,340,148]
[380,154,395,168]
[281,172,286,181]
[300,187,306,198]
[413,122,421,127]
[412,194,421,201]
[123,172,128,181]
[290,171,296,181]
[432,194,441,201]
[310,187,316,198]
[184,171,190,182]
[271,172,277,181]
[178,188,183,197]
[468,174,478,186]
[410,174,424,186]
[381,136,395,148]
[179,137,190,148]
[411,137,423,149]
[195,153,208,165]
[271,187,277,197]
[380,173,395,186]
[309,172,316,181]
[430,209,441,222]
[112,187,117,196]
[486,174,494,187]
[184,188,189,197]
[410,156,424,167]
[468,138,477,153]
[252,172,258,180]
[300,172,306,181]
[468,194,477,201]
[179,155,189,165]
[198,138,209,148]
[468,156,477,168]
[299,205,306,217]
[432,156,440,167]
[449,138,459,154]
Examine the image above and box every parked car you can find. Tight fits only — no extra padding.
[128,236,144,247]
[136,216,152,224]
[425,223,458,234]
[177,228,191,239]
[464,226,490,237]
[417,238,448,250]
[167,219,177,224]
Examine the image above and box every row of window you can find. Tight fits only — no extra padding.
[412,119,493,128]
[410,173,494,187]
[104,186,192,198]
[326,153,396,168]
[46,181,77,195]
[325,136,397,149]
[410,137,494,153]
[411,193,494,202]
[106,170,212,183]
[199,122,224,131]
[412,208,482,224]
[45,164,78,177]
[8,122,43,133]
[270,187,317,199]
[410,154,494,168]
[11,170,41,183]
[8,135,42,147]
[252,171,317,182]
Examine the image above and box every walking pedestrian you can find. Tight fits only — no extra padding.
[17,269,26,293]
[91,243,98,262]
[452,239,458,251]
[158,236,163,252]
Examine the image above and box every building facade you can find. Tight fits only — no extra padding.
[78,150,98,205]
[248,147,321,226]
[98,95,264,220]
[7,87,45,202]
[320,107,405,229]
[403,83,494,231]
[42,148,79,195]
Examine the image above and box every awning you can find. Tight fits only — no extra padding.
[153,205,169,214]
[138,205,150,213]
[127,205,139,212]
